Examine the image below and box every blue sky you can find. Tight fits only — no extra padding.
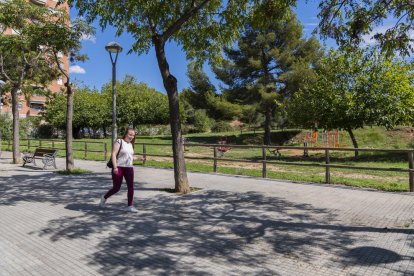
[70,1,325,93]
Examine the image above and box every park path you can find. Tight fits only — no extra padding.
[1,151,414,275]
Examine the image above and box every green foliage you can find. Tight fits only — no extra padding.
[288,49,414,131]
[0,114,12,140]
[214,10,322,143]
[70,0,294,63]
[42,87,109,133]
[193,110,212,133]
[184,65,243,121]
[36,124,54,139]
[101,76,170,127]
[318,0,414,57]
[211,121,235,133]
[43,76,171,134]
[0,0,60,88]
[136,125,171,136]
[19,117,41,139]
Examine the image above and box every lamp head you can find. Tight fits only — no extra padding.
[105,42,123,53]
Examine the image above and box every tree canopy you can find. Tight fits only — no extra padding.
[214,10,322,144]
[68,0,295,193]
[288,48,414,155]
[0,0,70,163]
[317,0,414,56]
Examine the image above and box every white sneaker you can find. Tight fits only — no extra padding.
[126,206,138,213]
[99,195,106,208]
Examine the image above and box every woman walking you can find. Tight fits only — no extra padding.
[100,127,138,212]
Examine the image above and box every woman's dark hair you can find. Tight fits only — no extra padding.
[122,127,136,147]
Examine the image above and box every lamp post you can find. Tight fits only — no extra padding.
[105,42,123,148]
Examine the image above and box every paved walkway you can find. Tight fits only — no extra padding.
[1,151,414,275]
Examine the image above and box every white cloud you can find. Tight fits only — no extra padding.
[81,34,96,43]
[69,65,86,74]
[362,25,414,46]
[305,23,319,26]
[362,25,390,46]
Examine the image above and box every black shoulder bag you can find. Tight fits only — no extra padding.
[107,139,122,168]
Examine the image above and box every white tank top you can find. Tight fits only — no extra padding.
[116,139,134,167]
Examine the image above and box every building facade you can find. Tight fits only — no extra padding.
[0,0,69,118]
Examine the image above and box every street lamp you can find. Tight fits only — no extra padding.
[105,41,123,148]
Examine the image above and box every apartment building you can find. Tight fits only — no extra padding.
[0,0,69,117]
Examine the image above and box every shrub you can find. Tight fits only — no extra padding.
[193,110,211,133]
[136,124,171,136]
[36,124,54,139]
[0,114,12,140]
[211,121,235,133]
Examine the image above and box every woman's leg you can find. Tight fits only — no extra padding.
[124,167,135,206]
[104,167,124,199]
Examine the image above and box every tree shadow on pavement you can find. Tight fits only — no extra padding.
[1,171,413,275]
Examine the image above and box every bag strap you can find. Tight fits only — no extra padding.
[116,139,123,158]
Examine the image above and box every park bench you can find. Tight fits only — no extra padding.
[23,148,58,169]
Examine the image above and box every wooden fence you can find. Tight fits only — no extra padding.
[1,139,109,160]
[2,139,413,191]
[137,142,414,192]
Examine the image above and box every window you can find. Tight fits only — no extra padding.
[57,77,63,85]
[29,103,44,111]
[17,104,22,110]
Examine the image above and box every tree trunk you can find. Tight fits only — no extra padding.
[347,128,359,159]
[263,109,272,145]
[154,37,190,194]
[11,87,21,164]
[65,83,74,171]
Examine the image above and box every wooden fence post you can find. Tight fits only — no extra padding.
[262,146,267,178]
[409,151,414,192]
[143,144,147,166]
[325,148,330,184]
[104,142,108,160]
[84,142,87,159]
[213,146,217,172]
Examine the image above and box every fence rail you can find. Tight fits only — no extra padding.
[136,142,414,192]
[2,139,413,191]
[1,139,109,160]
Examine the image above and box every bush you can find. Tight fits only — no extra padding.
[211,121,235,133]
[136,125,171,136]
[36,124,54,139]
[20,116,41,139]
[0,114,12,140]
[193,110,211,133]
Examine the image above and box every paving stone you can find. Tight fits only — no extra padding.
[1,151,413,275]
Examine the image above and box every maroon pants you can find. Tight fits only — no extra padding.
[104,167,134,206]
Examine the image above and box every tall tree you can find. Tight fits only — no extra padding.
[317,0,414,56]
[43,13,95,172]
[69,0,294,193]
[0,0,60,163]
[214,11,321,144]
[288,49,414,157]
[43,88,108,137]
[101,76,170,127]
[184,64,242,120]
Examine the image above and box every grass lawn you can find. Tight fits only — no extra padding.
[3,126,413,191]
